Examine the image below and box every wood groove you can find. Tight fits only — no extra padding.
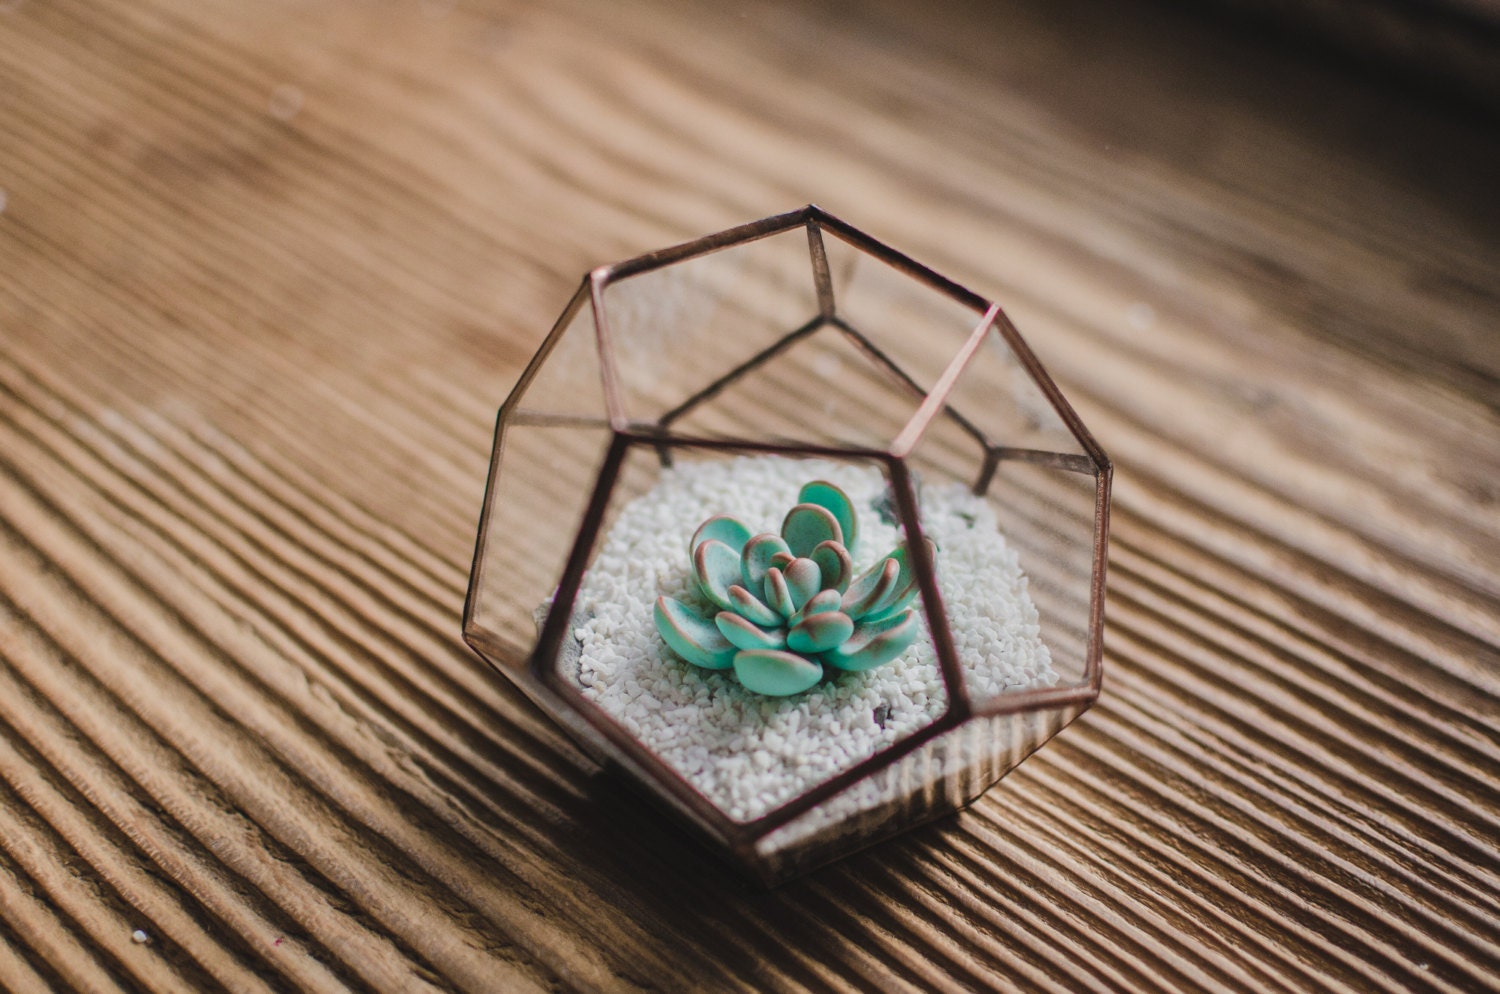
[852,852,1099,994]
[1102,601,1500,919]
[915,824,1185,992]
[0,732,253,994]
[0,913,65,994]
[798,877,1002,993]
[1105,578,1500,842]
[1101,427,1500,658]
[1119,454,1500,677]
[866,851,1207,993]
[960,817,1308,993]
[0,644,362,993]
[1116,578,1500,857]
[0,839,135,994]
[0,361,587,817]
[1086,695,1494,989]
[1108,506,1499,698]
[976,803,1315,993]
[1094,671,1500,984]
[0,545,474,994]
[1026,749,1430,994]
[0,591,472,993]
[0,358,768,989]
[0,320,564,755]
[1115,532,1500,755]
[0,229,487,563]
[0,776,201,993]
[0,253,774,989]
[1001,757,1386,992]
[1081,361,1500,611]
[984,482,1500,863]
[0,461,577,993]
[0,364,576,785]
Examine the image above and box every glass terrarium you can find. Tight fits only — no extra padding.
[463,206,1111,885]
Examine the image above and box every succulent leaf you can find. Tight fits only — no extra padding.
[861,585,920,625]
[783,557,822,612]
[842,557,901,620]
[740,533,791,592]
[809,540,852,593]
[715,611,787,652]
[786,611,855,654]
[733,649,824,697]
[727,584,782,628]
[693,539,743,610]
[801,588,842,617]
[660,479,934,694]
[763,566,799,619]
[798,481,858,556]
[781,503,842,558]
[861,538,937,623]
[690,515,753,557]
[821,610,920,672]
[654,597,736,669]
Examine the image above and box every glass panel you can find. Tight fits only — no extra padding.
[752,702,1085,883]
[980,460,1101,691]
[600,227,820,426]
[655,321,924,450]
[899,413,1095,709]
[939,321,1090,457]
[466,420,614,665]
[551,443,953,825]
[511,284,609,424]
[821,228,987,404]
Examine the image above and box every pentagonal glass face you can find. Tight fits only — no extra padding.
[466,419,614,664]
[505,284,610,424]
[598,225,943,451]
[599,226,820,425]
[980,459,1101,690]
[904,405,1102,710]
[550,440,954,825]
[820,227,992,403]
[638,317,930,451]
[940,321,1091,459]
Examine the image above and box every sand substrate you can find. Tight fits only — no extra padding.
[564,455,1054,823]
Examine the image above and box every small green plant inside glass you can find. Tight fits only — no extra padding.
[653,480,932,696]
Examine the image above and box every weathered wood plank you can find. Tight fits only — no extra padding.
[1,0,1497,990]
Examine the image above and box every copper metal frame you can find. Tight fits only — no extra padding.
[464,205,1112,868]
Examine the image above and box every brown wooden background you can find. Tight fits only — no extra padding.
[3,0,1499,990]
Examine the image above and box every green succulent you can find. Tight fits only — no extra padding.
[654,480,932,697]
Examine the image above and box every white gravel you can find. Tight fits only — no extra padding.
[563,455,1053,823]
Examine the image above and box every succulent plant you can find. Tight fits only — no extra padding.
[654,480,933,697]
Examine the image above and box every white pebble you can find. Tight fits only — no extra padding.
[562,455,1055,822]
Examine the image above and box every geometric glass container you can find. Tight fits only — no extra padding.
[464,206,1111,885]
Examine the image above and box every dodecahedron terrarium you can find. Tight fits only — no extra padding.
[463,206,1111,885]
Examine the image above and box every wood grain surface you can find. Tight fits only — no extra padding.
[2,0,1499,990]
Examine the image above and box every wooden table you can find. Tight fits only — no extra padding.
[3,0,1498,989]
